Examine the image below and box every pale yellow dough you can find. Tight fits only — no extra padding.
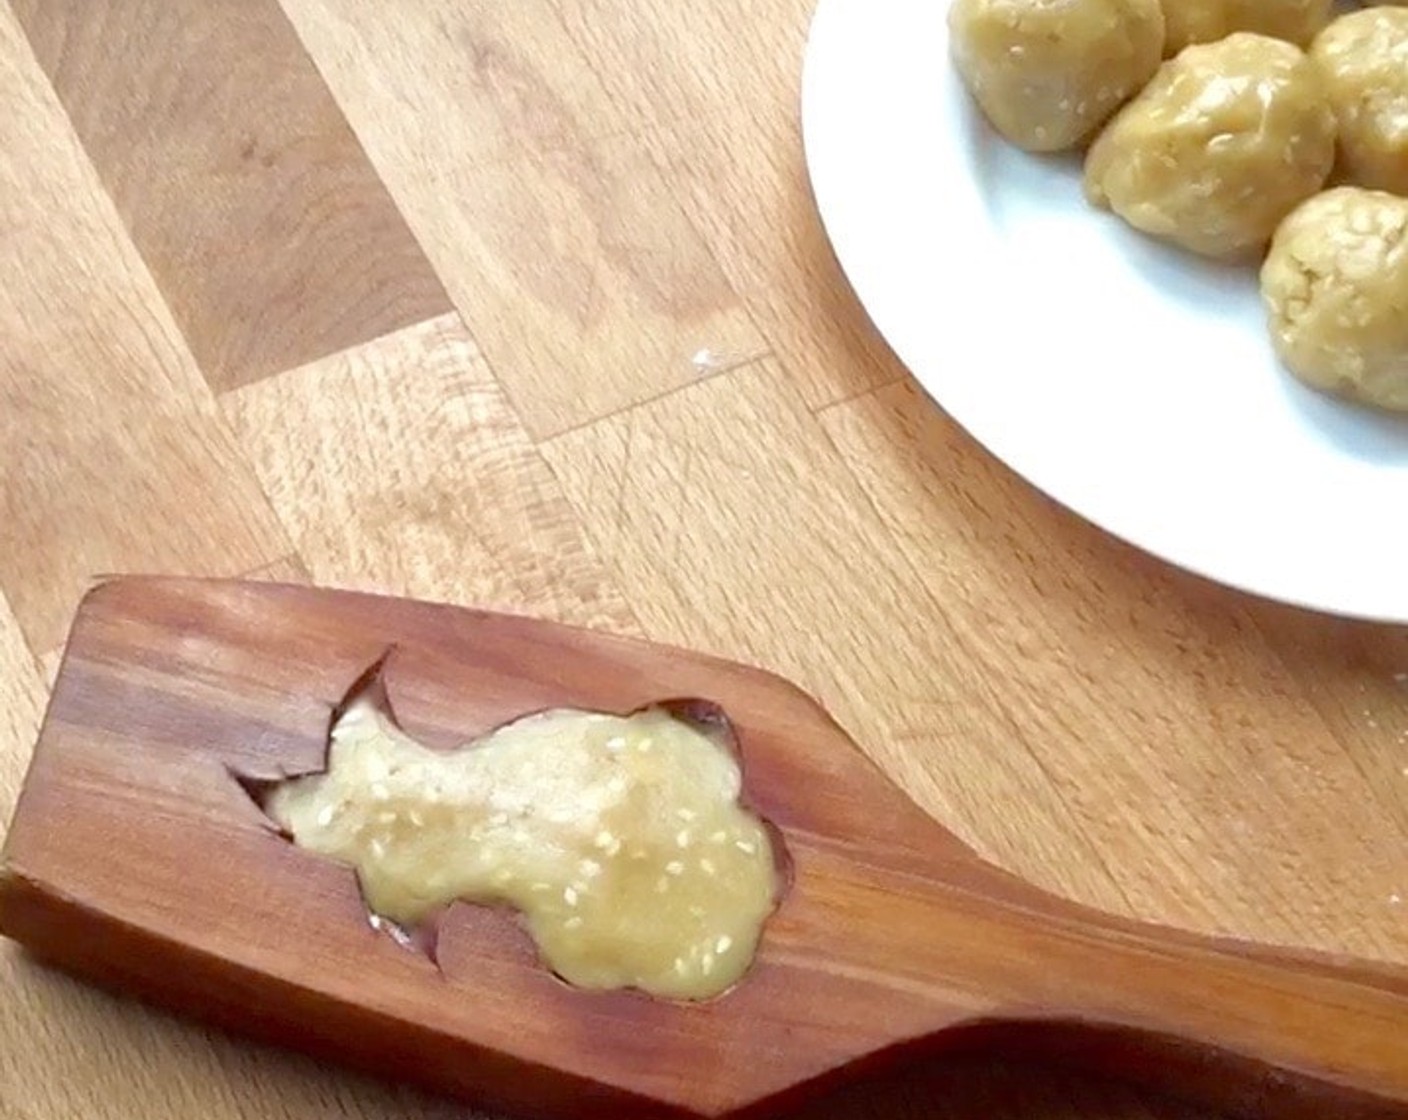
[1159,0,1332,55]
[1260,186,1408,412]
[1084,33,1337,259]
[948,0,1166,152]
[268,698,779,1000]
[1310,7,1408,194]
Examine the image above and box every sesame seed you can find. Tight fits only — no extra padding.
[564,886,579,906]
[735,839,756,854]
[701,953,715,975]
[700,858,717,876]
[676,829,691,848]
[408,809,424,827]
[565,916,583,930]
[377,810,397,825]
[594,830,615,850]
[605,735,627,751]
[674,957,688,974]
[665,860,685,875]
[716,935,733,954]
[637,738,653,752]
[369,838,386,858]
[316,805,335,827]
[579,859,601,878]
[711,830,727,844]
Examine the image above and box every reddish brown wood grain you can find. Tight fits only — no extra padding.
[1,578,1405,1119]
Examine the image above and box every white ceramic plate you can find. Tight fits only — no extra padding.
[801,0,1408,623]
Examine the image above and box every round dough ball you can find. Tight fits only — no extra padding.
[1261,187,1408,412]
[1160,0,1332,55]
[1084,33,1337,258]
[948,0,1166,153]
[1310,7,1408,194]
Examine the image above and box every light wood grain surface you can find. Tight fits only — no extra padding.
[0,2,1403,1119]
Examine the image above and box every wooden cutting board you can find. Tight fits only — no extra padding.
[3,578,1405,1120]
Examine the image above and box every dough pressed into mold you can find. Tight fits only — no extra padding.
[948,0,1166,153]
[1084,33,1337,259]
[1310,6,1408,194]
[267,698,781,1000]
[1260,186,1408,412]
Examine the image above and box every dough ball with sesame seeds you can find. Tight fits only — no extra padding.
[1310,6,1408,194]
[1083,33,1337,259]
[948,0,1166,153]
[1260,187,1408,412]
[1159,0,1332,56]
